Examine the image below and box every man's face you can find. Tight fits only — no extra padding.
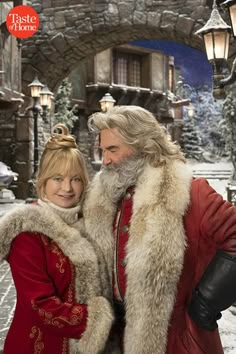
[100,128,134,166]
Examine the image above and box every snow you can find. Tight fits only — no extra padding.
[189,159,236,353]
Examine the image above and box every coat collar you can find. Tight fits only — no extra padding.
[84,159,193,354]
[0,203,97,272]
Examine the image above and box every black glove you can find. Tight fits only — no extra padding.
[188,250,236,331]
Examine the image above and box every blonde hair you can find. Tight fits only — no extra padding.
[88,105,185,166]
[36,124,89,201]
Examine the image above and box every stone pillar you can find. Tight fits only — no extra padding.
[15,107,33,199]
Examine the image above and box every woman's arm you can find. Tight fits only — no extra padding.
[8,231,88,339]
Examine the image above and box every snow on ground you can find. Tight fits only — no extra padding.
[189,159,233,199]
[189,159,236,353]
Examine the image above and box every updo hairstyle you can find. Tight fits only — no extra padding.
[36,124,89,201]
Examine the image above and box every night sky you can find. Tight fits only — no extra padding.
[131,40,212,88]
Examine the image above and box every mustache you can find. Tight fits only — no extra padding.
[101,153,142,172]
[99,154,145,203]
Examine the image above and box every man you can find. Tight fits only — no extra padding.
[84,105,236,354]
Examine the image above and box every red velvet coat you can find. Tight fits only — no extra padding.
[0,203,114,354]
[168,177,236,354]
[84,161,236,354]
[115,179,236,354]
[5,232,87,354]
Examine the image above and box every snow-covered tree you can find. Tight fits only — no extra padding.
[222,89,236,180]
[54,78,78,129]
[190,86,228,160]
[180,114,203,160]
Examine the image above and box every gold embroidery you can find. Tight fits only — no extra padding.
[31,300,83,328]
[29,326,44,354]
[62,338,68,354]
[51,242,67,273]
[67,260,75,303]
[40,235,67,273]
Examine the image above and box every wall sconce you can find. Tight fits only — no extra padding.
[99,93,116,112]
[195,0,236,99]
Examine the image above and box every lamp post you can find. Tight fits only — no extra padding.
[28,76,44,175]
[28,76,53,176]
[222,0,236,36]
[175,76,194,100]
[99,93,116,112]
[40,84,54,123]
[195,0,236,99]
[187,102,195,119]
[90,93,116,172]
[174,76,196,118]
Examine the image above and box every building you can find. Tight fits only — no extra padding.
[69,44,186,169]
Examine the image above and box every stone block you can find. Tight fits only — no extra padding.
[133,10,147,25]
[14,161,32,182]
[147,12,161,28]
[15,142,32,162]
[176,15,194,36]
[16,116,31,141]
[160,10,178,31]
[54,11,66,29]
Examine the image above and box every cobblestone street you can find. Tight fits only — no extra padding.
[0,262,16,352]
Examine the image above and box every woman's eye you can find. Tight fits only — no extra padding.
[53,177,63,182]
[73,177,81,182]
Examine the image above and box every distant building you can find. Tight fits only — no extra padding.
[68,44,187,169]
[0,1,24,164]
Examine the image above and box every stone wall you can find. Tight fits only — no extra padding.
[2,0,234,198]
[21,0,223,93]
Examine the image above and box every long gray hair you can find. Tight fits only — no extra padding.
[88,105,185,166]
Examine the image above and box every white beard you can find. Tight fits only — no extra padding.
[100,155,146,203]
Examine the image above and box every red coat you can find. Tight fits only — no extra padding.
[4,232,87,354]
[0,203,114,354]
[113,178,236,354]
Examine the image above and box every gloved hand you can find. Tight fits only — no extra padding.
[188,288,222,331]
[188,250,236,331]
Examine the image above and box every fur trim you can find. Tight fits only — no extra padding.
[84,160,193,354]
[0,204,114,354]
[76,296,114,354]
[0,205,100,301]
[83,172,116,287]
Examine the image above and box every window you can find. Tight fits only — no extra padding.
[168,64,174,92]
[113,51,142,87]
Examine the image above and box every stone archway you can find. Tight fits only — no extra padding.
[22,0,225,93]
[15,0,236,198]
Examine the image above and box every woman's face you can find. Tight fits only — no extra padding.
[44,173,83,208]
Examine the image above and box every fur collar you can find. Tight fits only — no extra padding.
[84,159,193,354]
[0,202,115,354]
[0,203,105,301]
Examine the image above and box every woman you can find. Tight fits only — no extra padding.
[0,124,114,354]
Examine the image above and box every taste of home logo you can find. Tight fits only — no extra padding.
[6,5,39,39]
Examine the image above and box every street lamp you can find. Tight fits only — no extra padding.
[28,75,53,175]
[187,102,195,119]
[222,0,236,36]
[40,84,54,122]
[195,0,236,99]
[99,93,116,112]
